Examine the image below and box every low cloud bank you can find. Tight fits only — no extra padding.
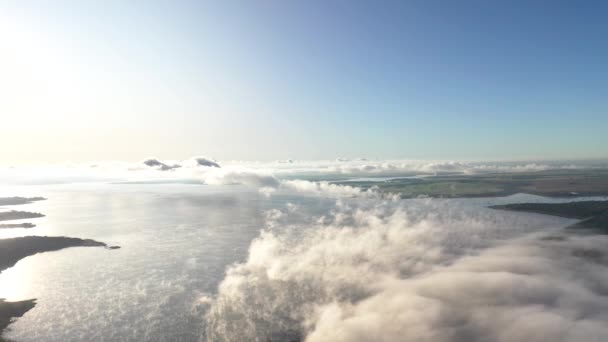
[306,234,608,342]
[241,159,601,177]
[203,170,279,188]
[196,172,385,199]
[281,180,387,199]
[201,198,608,341]
[1,157,607,186]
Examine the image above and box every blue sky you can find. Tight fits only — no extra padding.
[1,0,607,163]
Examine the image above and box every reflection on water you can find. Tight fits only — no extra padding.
[0,184,276,341]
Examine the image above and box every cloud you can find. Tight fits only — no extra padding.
[281,180,388,199]
[142,158,181,171]
[192,157,221,168]
[202,170,280,188]
[195,170,388,199]
[226,159,603,178]
[202,197,605,341]
[306,234,608,342]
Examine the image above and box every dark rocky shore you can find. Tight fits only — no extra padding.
[0,299,36,341]
[490,200,608,232]
[0,236,108,272]
[0,211,44,222]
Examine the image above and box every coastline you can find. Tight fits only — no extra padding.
[0,197,117,340]
[490,200,608,232]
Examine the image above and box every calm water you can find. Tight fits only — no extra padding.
[0,184,336,341]
[0,184,599,341]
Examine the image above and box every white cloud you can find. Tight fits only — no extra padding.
[306,234,608,342]
[280,180,386,199]
[202,169,280,188]
[202,197,605,341]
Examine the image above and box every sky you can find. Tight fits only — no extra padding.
[1,0,607,164]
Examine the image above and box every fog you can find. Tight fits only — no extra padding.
[203,195,608,341]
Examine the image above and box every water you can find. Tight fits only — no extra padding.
[0,184,602,341]
[0,184,272,341]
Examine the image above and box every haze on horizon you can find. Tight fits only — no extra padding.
[1,0,607,164]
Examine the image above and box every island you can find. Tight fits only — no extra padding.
[0,236,110,272]
[0,211,45,222]
[0,197,46,206]
[0,223,36,229]
[0,200,46,231]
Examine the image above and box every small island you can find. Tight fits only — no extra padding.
[0,223,36,229]
[0,211,45,222]
[0,197,46,206]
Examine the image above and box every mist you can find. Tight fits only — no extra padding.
[201,196,608,341]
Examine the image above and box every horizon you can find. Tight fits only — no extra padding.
[4,154,608,168]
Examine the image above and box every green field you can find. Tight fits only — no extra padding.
[376,180,505,198]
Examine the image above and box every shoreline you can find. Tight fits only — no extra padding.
[0,299,36,342]
[0,211,45,223]
[0,196,118,340]
[332,169,608,199]
[489,200,608,232]
[0,236,114,339]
